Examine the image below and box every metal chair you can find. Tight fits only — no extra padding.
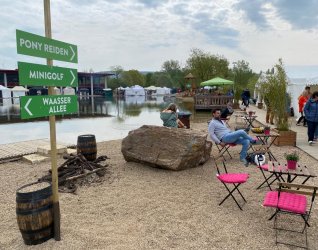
[214,157,249,210]
[254,147,280,191]
[215,142,237,159]
[263,182,317,249]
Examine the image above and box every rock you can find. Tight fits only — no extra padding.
[121,125,212,171]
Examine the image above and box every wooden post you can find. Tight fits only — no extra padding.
[43,0,61,241]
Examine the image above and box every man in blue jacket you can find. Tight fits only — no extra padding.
[304,91,318,145]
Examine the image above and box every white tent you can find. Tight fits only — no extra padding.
[54,87,61,95]
[287,77,318,118]
[0,85,12,105]
[11,86,29,104]
[145,86,157,91]
[287,78,308,118]
[156,87,171,95]
[63,87,75,95]
[125,85,145,96]
[125,95,145,104]
[255,73,318,119]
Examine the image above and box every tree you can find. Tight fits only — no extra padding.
[261,59,289,131]
[161,60,183,88]
[122,70,145,86]
[145,72,154,87]
[186,48,230,86]
[110,65,124,79]
[149,72,173,87]
[107,77,125,89]
[231,60,255,103]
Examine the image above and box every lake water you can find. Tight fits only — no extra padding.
[0,95,211,145]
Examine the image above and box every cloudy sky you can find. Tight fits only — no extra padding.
[1,0,318,77]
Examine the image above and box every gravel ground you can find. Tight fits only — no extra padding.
[1,120,318,250]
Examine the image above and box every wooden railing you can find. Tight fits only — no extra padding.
[194,95,233,110]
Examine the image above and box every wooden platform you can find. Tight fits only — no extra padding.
[194,95,233,110]
[0,139,75,162]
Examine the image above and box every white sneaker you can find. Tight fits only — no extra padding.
[309,141,313,145]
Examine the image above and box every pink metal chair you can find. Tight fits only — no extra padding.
[215,158,249,210]
[263,182,317,249]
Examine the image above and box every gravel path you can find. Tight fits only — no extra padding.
[1,120,318,250]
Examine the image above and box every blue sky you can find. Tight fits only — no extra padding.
[1,0,318,77]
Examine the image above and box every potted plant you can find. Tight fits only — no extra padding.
[264,126,270,135]
[260,59,297,146]
[284,151,299,170]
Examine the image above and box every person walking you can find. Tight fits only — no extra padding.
[304,91,318,145]
[296,90,309,126]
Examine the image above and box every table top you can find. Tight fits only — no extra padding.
[267,161,316,177]
[234,113,257,118]
[249,131,280,137]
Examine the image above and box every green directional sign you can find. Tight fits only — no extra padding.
[18,62,78,87]
[20,95,78,119]
[16,29,78,63]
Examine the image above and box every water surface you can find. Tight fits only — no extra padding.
[0,96,210,145]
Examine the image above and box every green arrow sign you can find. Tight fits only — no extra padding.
[16,29,78,63]
[20,95,78,119]
[18,62,78,87]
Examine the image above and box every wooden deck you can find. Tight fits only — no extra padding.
[194,95,233,110]
[0,139,75,162]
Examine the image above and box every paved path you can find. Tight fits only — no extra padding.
[0,139,74,161]
[248,104,318,160]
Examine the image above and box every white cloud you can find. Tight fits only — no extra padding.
[1,0,318,77]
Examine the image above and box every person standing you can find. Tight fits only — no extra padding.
[304,91,318,145]
[241,88,251,107]
[296,90,309,126]
[264,94,274,125]
[305,86,311,97]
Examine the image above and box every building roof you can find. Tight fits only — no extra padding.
[184,73,195,79]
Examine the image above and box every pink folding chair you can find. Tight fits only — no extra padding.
[263,182,317,249]
[215,158,249,210]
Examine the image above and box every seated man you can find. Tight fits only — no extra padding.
[208,108,260,166]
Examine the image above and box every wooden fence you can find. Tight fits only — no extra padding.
[194,95,233,110]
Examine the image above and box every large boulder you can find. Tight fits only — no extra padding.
[121,125,212,171]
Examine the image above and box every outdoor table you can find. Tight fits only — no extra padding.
[235,114,257,128]
[267,161,316,185]
[249,131,280,161]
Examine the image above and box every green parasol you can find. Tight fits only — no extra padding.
[200,77,234,86]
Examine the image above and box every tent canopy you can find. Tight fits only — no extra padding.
[200,77,234,86]
[11,86,29,92]
[145,85,158,90]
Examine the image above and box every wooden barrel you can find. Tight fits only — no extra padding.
[16,182,54,245]
[77,134,97,161]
